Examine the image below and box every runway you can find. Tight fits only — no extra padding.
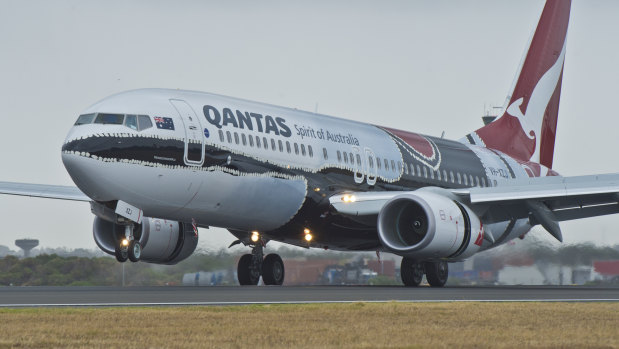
[0,285,618,307]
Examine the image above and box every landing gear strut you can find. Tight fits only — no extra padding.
[237,238,285,286]
[115,224,141,263]
[400,258,449,287]
[237,244,263,285]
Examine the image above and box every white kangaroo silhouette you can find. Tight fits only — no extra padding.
[506,38,567,163]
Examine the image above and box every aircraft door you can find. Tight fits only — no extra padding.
[170,99,204,166]
[364,147,377,186]
[352,146,365,184]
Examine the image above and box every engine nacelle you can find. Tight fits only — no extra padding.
[377,190,484,260]
[93,216,198,264]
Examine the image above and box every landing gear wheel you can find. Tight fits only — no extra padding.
[424,261,449,287]
[238,254,260,285]
[115,245,128,263]
[262,254,285,285]
[401,257,424,287]
[128,241,142,262]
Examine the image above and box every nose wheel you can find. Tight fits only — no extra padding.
[115,224,141,263]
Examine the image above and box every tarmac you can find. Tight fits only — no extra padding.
[1,285,618,307]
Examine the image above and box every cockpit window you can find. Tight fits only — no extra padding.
[125,115,138,130]
[138,115,153,131]
[74,112,153,131]
[94,113,124,125]
[74,113,95,125]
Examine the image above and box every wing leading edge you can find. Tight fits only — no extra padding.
[0,181,90,202]
[329,173,619,242]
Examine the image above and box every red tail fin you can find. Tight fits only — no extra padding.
[465,0,571,169]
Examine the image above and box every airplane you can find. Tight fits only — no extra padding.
[1,0,617,287]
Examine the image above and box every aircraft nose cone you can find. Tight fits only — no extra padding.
[61,134,116,202]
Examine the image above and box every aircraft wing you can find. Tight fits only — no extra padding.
[0,181,90,202]
[329,173,619,242]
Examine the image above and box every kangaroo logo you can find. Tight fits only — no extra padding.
[505,38,567,163]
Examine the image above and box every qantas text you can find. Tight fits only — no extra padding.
[203,105,291,137]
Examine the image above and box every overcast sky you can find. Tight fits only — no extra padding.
[1,0,618,253]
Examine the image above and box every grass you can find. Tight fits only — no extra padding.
[0,302,617,348]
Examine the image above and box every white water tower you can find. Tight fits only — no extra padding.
[15,239,39,258]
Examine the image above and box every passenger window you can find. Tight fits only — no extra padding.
[391,160,396,172]
[226,131,232,143]
[337,150,342,162]
[384,159,389,170]
[463,174,468,186]
[430,169,435,180]
[457,173,462,184]
[416,165,421,176]
[138,115,153,131]
[450,171,454,183]
[423,167,427,178]
[442,170,447,182]
[481,178,486,187]
[470,175,474,186]
[125,114,138,130]
[94,113,124,125]
[256,136,261,149]
[294,143,299,155]
[343,152,348,163]
[376,157,381,169]
[249,135,254,147]
[409,164,414,176]
[323,148,328,160]
[403,162,408,174]
[436,170,441,181]
[397,162,402,173]
[350,153,354,164]
[301,144,306,156]
[279,140,284,152]
[271,139,276,151]
[356,154,362,166]
[242,134,247,146]
[263,137,268,150]
[218,130,225,142]
[369,156,374,169]
[475,176,480,187]
[74,113,95,125]
[234,132,239,145]
[308,145,313,157]
[286,141,291,153]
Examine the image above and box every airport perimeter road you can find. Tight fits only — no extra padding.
[0,285,618,307]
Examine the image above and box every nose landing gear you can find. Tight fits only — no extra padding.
[115,224,141,263]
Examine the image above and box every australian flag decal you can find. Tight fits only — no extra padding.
[154,116,175,130]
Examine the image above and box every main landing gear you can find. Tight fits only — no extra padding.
[237,241,285,286]
[400,257,449,287]
[115,224,142,263]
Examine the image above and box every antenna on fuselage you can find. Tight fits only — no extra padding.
[314,103,319,114]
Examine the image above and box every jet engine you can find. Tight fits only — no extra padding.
[377,190,484,260]
[93,216,198,264]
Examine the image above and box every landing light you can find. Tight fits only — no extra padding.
[304,233,313,242]
[121,239,129,247]
[250,231,260,243]
[342,194,357,203]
